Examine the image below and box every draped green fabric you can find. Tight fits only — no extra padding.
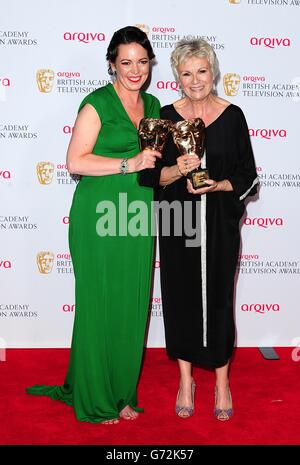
[27,84,160,422]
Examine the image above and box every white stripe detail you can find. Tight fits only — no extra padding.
[239,176,259,201]
[201,150,207,347]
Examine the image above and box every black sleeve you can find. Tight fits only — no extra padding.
[227,108,259,200]
[137,160,163,188]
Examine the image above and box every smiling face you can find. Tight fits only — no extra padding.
[111,42,150,92]
[177,55,214,102]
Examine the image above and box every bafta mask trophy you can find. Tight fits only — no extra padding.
[138,118,172,152]
[172,118,208,189]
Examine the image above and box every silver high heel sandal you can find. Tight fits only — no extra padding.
[214,386,233,421]
[175,380,196,418]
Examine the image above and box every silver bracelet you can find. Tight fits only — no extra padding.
[120,158,128,175]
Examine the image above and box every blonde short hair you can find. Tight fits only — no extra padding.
[171,38,220,81]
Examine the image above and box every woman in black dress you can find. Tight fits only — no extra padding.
[139,39,258,421]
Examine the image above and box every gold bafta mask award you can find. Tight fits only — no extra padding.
[172,118,208,189]
[138,118,172,152]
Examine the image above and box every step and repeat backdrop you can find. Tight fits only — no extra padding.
[1,0,299,348]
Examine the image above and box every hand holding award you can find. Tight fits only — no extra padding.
[172,118,209,189]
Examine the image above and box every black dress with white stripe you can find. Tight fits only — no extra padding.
[139,104,258,368]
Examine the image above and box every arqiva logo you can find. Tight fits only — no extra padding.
[57,253,71,260]
[239,254,259,260]
[62,304,75,312]
[0,78,11,87]
[152,26,176,33]
[63,125,74,134]
[241,303,280,314]
[0,170,11,179]
[156,80,179,91]
[57,71,80,78]
[63,32,105,43]
[250,37,291,48]
[243,217,284,228]
[243,75,265,83]
[0,260,12,269]
[249,129,287,140]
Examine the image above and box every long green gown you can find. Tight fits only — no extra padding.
[27,83,160,422]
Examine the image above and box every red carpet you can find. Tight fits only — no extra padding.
[0,348,299,445]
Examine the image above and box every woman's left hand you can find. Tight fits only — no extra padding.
[187,178,233,195]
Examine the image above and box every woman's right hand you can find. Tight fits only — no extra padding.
[176,154,201,176]
[131,149,162,172]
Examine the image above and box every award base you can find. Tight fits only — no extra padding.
[190,169,209,189]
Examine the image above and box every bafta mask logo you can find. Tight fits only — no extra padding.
[36,161,55,185]
[36,69,55,93]
[37,251,54,274]
[229,0,241,3]
[223,73,241,96]
[134,24,150,36]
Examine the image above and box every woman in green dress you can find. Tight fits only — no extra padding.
[27,26,161,424]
